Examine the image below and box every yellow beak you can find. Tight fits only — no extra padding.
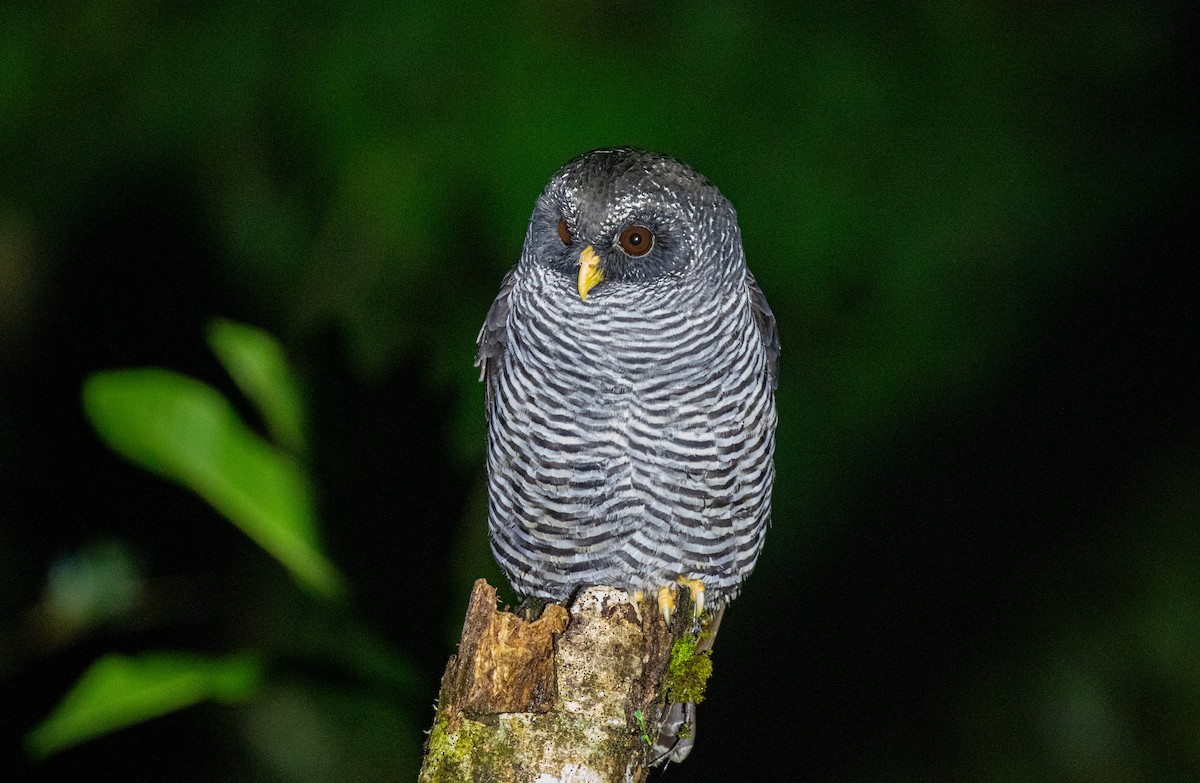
[577,245,604,300]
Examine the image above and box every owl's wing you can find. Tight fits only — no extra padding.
[475,267,518,413]
[746,271,780,390]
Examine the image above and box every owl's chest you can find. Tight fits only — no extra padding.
[508,309,715,408]
[515,277,725,373]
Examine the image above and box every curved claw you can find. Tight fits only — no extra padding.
[657,585,678,624]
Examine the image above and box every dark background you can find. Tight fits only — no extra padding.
[1,2,1197,780]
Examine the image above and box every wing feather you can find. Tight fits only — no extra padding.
[746,271,780,389]
[475,268,518,413]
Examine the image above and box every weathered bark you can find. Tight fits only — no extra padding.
[419,579,689,783]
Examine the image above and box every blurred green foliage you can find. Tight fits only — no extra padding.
[83,351,342,598]
[25,321,344,758]
[27,651,263,759]
[31,320,421,773]
[207,318,307,455]
[0,1,1194,781]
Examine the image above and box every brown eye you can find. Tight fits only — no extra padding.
[618,225,653,256]
[557,219,573,245]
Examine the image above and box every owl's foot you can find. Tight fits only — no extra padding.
[628,580,706,626]
[652,577,706,625]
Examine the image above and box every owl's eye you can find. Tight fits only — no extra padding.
[557,219,573,245]
[618,225,654,256]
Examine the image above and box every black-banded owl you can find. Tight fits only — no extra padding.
[476,148,778,762]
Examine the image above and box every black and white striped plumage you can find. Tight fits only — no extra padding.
[476,148,778,761]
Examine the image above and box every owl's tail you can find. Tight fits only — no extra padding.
[650,606,726,766]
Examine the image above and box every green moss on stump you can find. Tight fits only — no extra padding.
[421,709,521,783]
[421,710,474,782]
[663,629,713,705]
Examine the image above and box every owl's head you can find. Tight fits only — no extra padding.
[524,148,743,300]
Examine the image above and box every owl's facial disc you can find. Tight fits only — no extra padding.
[534,148,732,294]
[577,246,604,300]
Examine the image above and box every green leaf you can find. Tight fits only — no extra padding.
[82,369,345,598]
[206,318,305,454]
[26,651,263,758]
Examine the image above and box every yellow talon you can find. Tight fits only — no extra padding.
[631,590,645,624]
[676,576,706,617]
[658,585,677,624]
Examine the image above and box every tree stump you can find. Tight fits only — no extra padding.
[419,579,687,783]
